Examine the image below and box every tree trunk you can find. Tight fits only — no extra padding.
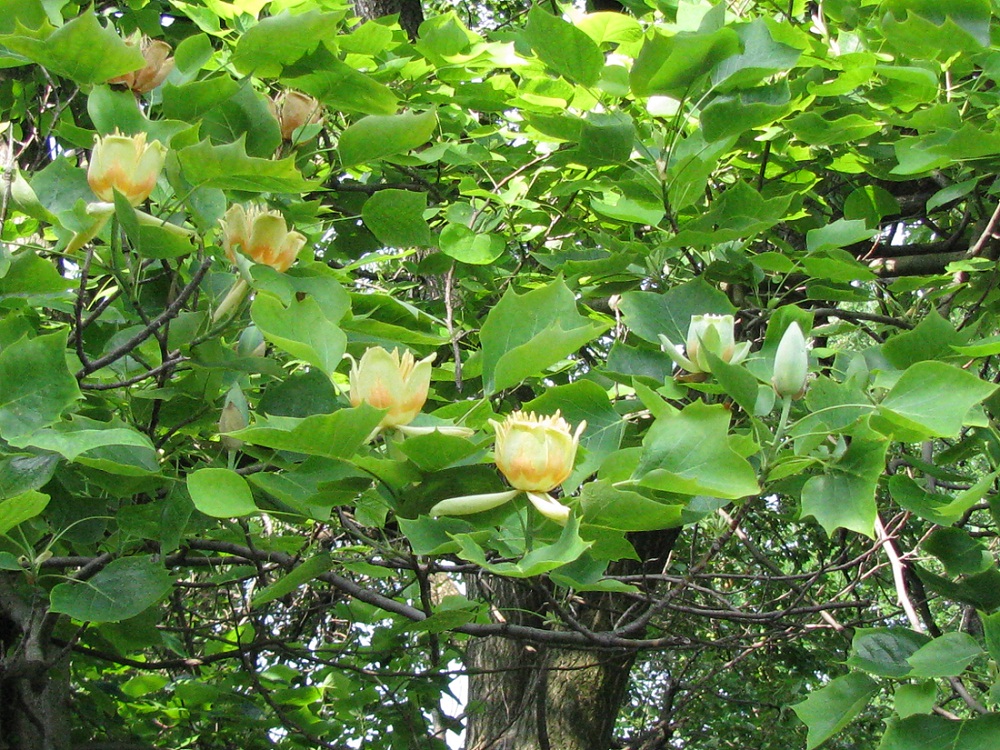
[463,579,634,750]
[352,0,424,39]
[0,575,71,750]
[463,530,681,750]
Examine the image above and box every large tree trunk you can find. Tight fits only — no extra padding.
[463,530,681,750]
[463,579,634,750]
[352,0,424,39]
[0,575,71,750]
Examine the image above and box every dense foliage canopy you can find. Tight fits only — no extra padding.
[4,0,1000,748]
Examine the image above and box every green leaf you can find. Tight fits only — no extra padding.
[879,362,997,438]
[523,7,604,87]
[0,454,59,500]
[0,489,49,535]
[252,553,334,607]
[398,432,484,472]
[906,632,984,678]
[579,481,683,532]
[187,468,258,518]
[620,278,735,347]
[339,111,437,168]
[701,81,792,141]
[883,310,962,368]
[630,26,741,97]
[634,401,760,499]
[806,219,877,253]
[880,714,1000,750]
[575,111,634,166]
[176,138,315,193]
[0,331,81,440]
[0,9,144,85]
[479,278,608,394]
[801,434,887,537]
[439,225,506,265]
[49,555,173,623]
[0,248,73,303]
[251,294,347,377]
[792,673,879,750]
[248,457,372,520]
[362,190,433,248]
[894,681,936,719]
[981,610,1000,663]
[231,406,384,460]
[453,514,592,578]
[17,415,159,477]
[232,10,344,77]
[848,628,932,678]
[283,59,398,116]
[922,527,992,577]
[710,19,801,91]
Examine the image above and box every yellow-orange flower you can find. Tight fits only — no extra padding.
[349,346,435,429]
[491,410,585,493]
[220,204,307,272]
[87,131,167,206]
[109,34,175,94]
[270,90,322,141]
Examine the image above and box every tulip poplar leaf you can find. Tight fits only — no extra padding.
[0,331,81,441]
[792,673,879,750]
[0,9,145,85]
[580,481,684,532]
[50,556,173,623]
[523,7,604,87]
[251,294,347,377]
[283,61,399,116]
[0,490,49,535]
[801,434,886,537]
[362,189,433,248]
[339,111,438,168]
[187,468,258,518]
[634,402,759,499]
[177,138,315,193]
[906,632,984,678]
[479,279,608,394]
[230,406,384,460]
[878,361,997,438]
[452,515,591,577]
[880,714,1000,750]
[232,10,345,77]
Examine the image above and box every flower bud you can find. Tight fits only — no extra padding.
[87,131,167,206]
[220,204,307,272]
[219,400,247,452]
[490,410,585,493]
[349,346,436,429]
[772,321,809,399]
[660,314,750,375]
[270,90,322,142]
[109,33,175,94]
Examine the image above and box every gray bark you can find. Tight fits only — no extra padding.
[0,575,71,750]
[463,579,634,750]
[352,0,424,39]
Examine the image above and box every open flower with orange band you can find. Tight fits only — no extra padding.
[430,410,585,525]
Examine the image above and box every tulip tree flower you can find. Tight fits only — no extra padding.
[220,203,307,273]
[87,130,167,206]
[270,90,323,142]
[430,411,586,525]
[108,34,175,94]
[349,346,436,430]
[772,321,809,400]
[659,314,750,375]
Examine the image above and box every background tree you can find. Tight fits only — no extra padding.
[2,1,1000,749]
